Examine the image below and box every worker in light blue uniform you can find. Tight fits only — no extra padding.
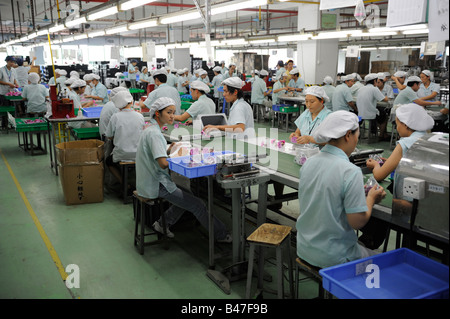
[332,75,357,113]
[135,97,231,242]
[55,69,67,89]
[418,70,440,102]
[290,86,331,145]
[99,87,128,136]
[220,61,228,75]
[177,69,189,93]
[211,66,224,111]
[251,69,270,120]
[14,57,36,88]
[272,72,288,106]
[203,77,255,140]
[85,74,109,103]
[377,72,394,99]
[67,79,95,129]
[173,80,215,125]
[22,73,49,115]
[165,66,178,88]
[198,69,211,86]
[190,69,200,83]
[286,68,305,93]
[274,60,286,81]
[392,76,443,110]
[350,73,363,100]
[322,76,336,111]
[222,63,237,80]
[140,68,182,115]
[296,111,386,268]
[128,59,138,88]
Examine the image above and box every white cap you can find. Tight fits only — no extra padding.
[91,74,100,80]
[142,66,148,72]
[70,71,80,78]
[109,86,128,99]
[149,97,176,118]
[83,74,94,81]
[58,69,67,76]
[394,71,407,78]
[213,66,222,73]
[165,66,171,71]
[229,62,236,67]
[71,79,87,89]
[282,72,289,78]
[407,75,422,83]
[384,72,391,77]
[346,73,356,81]
[364,73,378,82]
[222,77,245,89]
[198,69,208,76]
[312,111,359,143]
[194,69,201,75]
[112,91,133,109]
[64,78,75,86]
[305,86,330,103]
[290,68,300,75]
[177,69,185,75]
[190,80,210,93]
[183,67,189,72]
[421,70,432,78]
[115,72,123,77]
[28,73,40,84]
[259,69,269,76]
[153,68,168,77]
[377,72,386,80]
[396,103,434,131]
[323,76,334,85]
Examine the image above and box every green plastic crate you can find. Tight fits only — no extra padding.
[181,102,192,110]
[279,106,299,113]
[0,106,15,114]
[15,118,48,132]
[5,95,23,101]
[129,88,145,94]
[72,127,100,139]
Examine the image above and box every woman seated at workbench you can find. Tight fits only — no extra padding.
[289,86,331,145]
[22,73,49,117]
[417,70,440,102]
[67,80,97,130]
[296,111,386,268]
[173,80,215,125]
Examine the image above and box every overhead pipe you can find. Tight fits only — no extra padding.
[17,1,22,35]
[31,0,36,30]
[0,11,4,42]
[11,0,16,37]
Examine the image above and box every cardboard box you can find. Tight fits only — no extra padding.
[56,140,105,205]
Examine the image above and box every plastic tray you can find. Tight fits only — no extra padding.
[72,127,100,139]
[5,95,23,100]
[280,106,299,113]
[82,106,103,118]
[15,118,48,132]
[181,101,192,110]
[319,248,449,299]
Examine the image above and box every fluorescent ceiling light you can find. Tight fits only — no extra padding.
[19,35,28,42]
[160,11,201,24]
[248,38,276,44]
[37,29,48,36]
[120,0,158,11]
[106,25,129,35]
[402,29,429,34]
[128,19,158,30]
[65,16,87,28]
[74,34,88,40]
[278,34,311,42]
[314,30,362,39]
[360,31,398,37]
[88,6,118,21]
[62,36,75,43]
[49,24,66,33]
[27,32,38,40]
[88,30,106,38]
[211,0,267,15]
[222,38,248,45]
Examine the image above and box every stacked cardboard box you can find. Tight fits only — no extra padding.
[56,139,104,205]
[371,61,402,74]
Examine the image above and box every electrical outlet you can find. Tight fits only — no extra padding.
[403,177,426,200]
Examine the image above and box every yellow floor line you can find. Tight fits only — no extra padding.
[0,148,68,282]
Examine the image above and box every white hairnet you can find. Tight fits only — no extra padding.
[153,68,168,77]
[112,91,133,109]
[70,71,80,79]
[323,76,334,85]
[305,86,330,103]
[364,73,378,82]
[407,76,422,83]
[177,69,185,75]
[71,79,87,89]
[28,72,40,84]
[222,77,245,89]
[396,103,434,131]
[91,74,100,80]
[290,68,300,75]
[58,69,67,76]
[377,72,386,80]
[83,74,94,81]
[421,70,432,78]
[149,97,176,118]
[198,69,208,76]
[109,87,128,99]
[312,111,359,143]
[190,80,210,93]
[64,78,75,86]
[213,66,222,73]
[259,69,269,76]
[394,71,407,78]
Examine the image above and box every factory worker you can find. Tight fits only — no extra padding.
[22,72,49,116]
[376,72,394,99]
[71,79,94,109]
[350,73,363,100]
[173,80,215,125]
[135,97,231,242]
[83,74,94,96]
[62,78,75,98]
[223,63,237,80]
[67,80,96,130]
[69,71,80,79]
[139,66,151,90]
[357,73,390,140]
[165,66,178,88]
[286,68,305,93]
[183,67,189,78]
[47,69,60,86]
[99,87,128,137]
[105,90,145,187]
[391,71,408,91]
[140,68,182,115]
[247,70,259,84]
[271,72,288,106]
[198,69,211,86]
[203,77,255,139]
[417,70,440,101]
[220,61,228,75]
[285,59,294,80]
[251,69,270,120]
[0,56,19,96]
[190,69,200,82]
[128,59,139,88]
[274,60,287,81]
[211,66,224,108]
[332,75,357,113]
[296,111,386,268]
[56,69,68,90]
[85,74,109,103]
[14,56,36,88]
[440,102,449,133]
[363,104,434,249]
[290,86,331,145]
[393,76,442,108]
[322,76,335,111]
[176,69,189,93]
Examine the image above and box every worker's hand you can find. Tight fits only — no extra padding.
[184,120,192,125]
[365,159,379,170]
[8,83,15,88]
[367,184,386,205]
[297,135,311,144]
[32,56,37,60]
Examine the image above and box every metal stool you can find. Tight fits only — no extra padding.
[389,121,399,150]
[132,191,169,255]
[245,223,294,299]
[120,161,135,204]
[360,119,378,142]
[295,257,330,299]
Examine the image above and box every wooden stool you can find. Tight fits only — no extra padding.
[295,257,329,299]
[132,191,169,255]
[245,223,294,299]
[120,161,135,204]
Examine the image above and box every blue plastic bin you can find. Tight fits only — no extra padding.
[82,106,103,118]
[167,151,234,178]
[319,248,449,299]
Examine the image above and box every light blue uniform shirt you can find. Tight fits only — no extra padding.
[351,81,363,99]
[332,83,354,112]
[275,67,286,81]
[381,83,394,99]
[128,64,136,80]
[135,120,177,199]
[322,84,336,111]
[356,84,386,120]
[227,98,255,139]
[186,95,216,120]
[288,77,305,91]
[211,74,224,98]
[177,76,188,93]
[272,81,286,105]
[67,90,83,129]
[222,71,237,80]
[167,73,178,88]
[251,77,267,105]
[22,83,49,113]
[294,107,331,142]
[92,82,109,103]
[143,83,182,115]
[417,82,440,101]
[99,101,119,136]
[56,76,67,89]
[16,66,31,88]
[393,86,418,106]
[296,144,368,268]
